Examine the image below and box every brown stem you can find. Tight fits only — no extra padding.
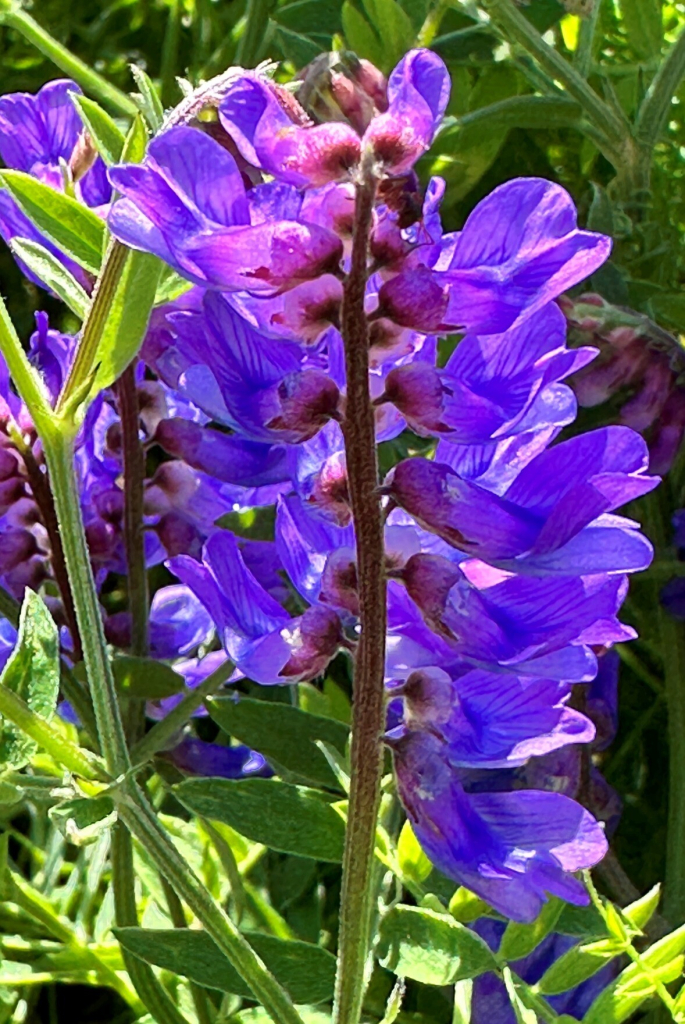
[118,363,149,658]
[333,156,387,1024]
[23,445,82,661]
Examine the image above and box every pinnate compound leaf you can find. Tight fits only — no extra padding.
[0,591,59,771]
[71,94,126,165]
[208,695,349,788]
[0,170,105,274]
[114,928,336,1003]
[9,239,90,319]
[174,777,346,861]
[377,905,498,985]
[500,897,564,963]
[582,923,685,1024]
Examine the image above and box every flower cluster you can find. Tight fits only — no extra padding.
[0,51,658,920]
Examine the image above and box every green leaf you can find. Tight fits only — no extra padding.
[273,0,343,38]
[120,113,149,165]
[538,937,622,996]
[235,1010,330,1024]
[452,979,473,1024]
[89,248,162,396]
[377,905,498,985]
[500,898,564,963]
[130,65,164,132]
[454,95,582,132]
[272,24,322,66]
[587,183,614,236]
[502,968,537,1024]
[555,901,608,939]
[619,0,662,60]
[9,239,90,319]
[174,777,346,862]
[362,0,415,69]
[155,267,193,306]
[397,820,432,885]
[208,695,349,788]
[0,170,105,274]
[0,591,59,771]
[114,928,336,1003]
[626,884,662,932]
[341,3,384,68]
[49,795,116,846]
[649,293,685,333]
[71,94,126,165]
[448,886,491,924]
[112,656,185,700]
[582,924,685,1024]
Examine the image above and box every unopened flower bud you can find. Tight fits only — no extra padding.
[69,130,98,182]
[320,547,359,616]
[400,553,461,636]
[381,363,448,436]
[266,370,341,441]
[401,667,455,730]
[376,266,448,332]
[280,604,344,680]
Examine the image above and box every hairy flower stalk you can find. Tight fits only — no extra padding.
[334,153,387,1024]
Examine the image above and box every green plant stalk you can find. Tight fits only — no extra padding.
[0,683,106,781]
[635,23,685,149]
[118,785,307,1024]
[235,0,275,65]
[130,658,235,766]
[416,0,450,48]
[111,822,192,1024]
[645,487,685,924]
[483,0,626,149]
[160,874,215,1024]
[0,5,137,117]
[333,153,387,1024]
[575,0,602,78]
[42,430,130,778]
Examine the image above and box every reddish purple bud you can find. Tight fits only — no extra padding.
[401,667,455,730]
[376,266,448,331]
[400,552,461,636]
[69,130,98,182]
[307,451,351,526]
[157,511,204,558]
[266,369,341,441]
[320,547,359,616]
[381,363,447,435]
[280,604,344,680]
[271,276,343,342]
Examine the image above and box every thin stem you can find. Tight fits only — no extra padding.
[118,784,308,1024]
[333,155,387,1024]
[111,822,192,1024]
[56,242,129,418]
[635,24,685,149]
[41,430,130,778]
[60,662,99,746]
[644,486,685,924]
[482,0,626,147]
[0,681,106,780]
[235,0,275,66]
[22,443,82,661]
[416,0,450,48]
[575,0,602,78]
[130,658,234,766]
[0,6,137,118]
[161,875,216,1024]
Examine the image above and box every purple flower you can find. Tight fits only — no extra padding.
[108,127,343,292]
[393,730,607,921]
[162,737,272,779]
[169,531,344,685]
[218,50,450,187]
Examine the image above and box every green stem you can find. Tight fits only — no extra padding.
[56,242,129,418]
[0,682,106,781]
[635,23,685,150]
[160,0,182,108]
[41,430,130,778]
[235,0,275,66]
[111,822,192,1024]
[416,0,450,48]
[118,784,307,1024]
[161,875,216,1024]
[575,0,602,78]
[130,658,234,766]
[334,154,387,1024]
[0,6,137,117]
[482,0,626,149]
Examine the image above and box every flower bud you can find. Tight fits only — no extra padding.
[400,553,461,636]
[376,266,448,332]
[296,52,387,134]
[401,667,455,730]
[381,363,447,436]
[280,604,344,680]
[265,369,341,441]
[320,547,359,616]
[68,130,98,183]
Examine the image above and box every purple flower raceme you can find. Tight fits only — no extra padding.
[96,47,657,915]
